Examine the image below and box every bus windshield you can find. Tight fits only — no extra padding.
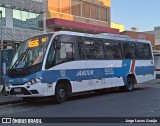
[10,34,52,69]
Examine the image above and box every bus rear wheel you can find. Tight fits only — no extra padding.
[124,77,134,92]
[55,83,67,104]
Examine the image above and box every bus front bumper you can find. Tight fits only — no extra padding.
[5,83,55,97]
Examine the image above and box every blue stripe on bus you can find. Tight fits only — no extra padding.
[135,66,155,75]
[41,60,132,83]
[6,71,43,85]
[6,61,154,85]
[42,67,154,84]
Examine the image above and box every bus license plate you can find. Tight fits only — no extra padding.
[14,88,21,93]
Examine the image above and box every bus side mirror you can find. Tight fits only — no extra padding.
[2,63,7,75]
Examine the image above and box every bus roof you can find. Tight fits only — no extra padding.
[45,31,151,44]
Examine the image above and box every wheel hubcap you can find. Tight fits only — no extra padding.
[128,81,133,90]
[59,89,65,98]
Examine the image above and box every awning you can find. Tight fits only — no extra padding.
[46,18,119,34]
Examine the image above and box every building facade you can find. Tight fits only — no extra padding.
[46,0,119,34]
[111,22,124,32]
[145,26,160,46]
[0,0,120,49]
[121,31,155,46]
[0,0,45,49]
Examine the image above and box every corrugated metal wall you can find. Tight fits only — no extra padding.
[0,27,43,41]
[0,0,45,13]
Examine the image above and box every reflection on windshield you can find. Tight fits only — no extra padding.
[10,35,51,69]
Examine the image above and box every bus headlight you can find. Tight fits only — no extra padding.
[27,77,42,85]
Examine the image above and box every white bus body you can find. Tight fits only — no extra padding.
[5,31,155,103]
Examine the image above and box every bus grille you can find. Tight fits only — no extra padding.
[10,87,31,95]
[30,90,39,94]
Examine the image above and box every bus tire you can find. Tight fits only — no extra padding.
[124,77,134,92]
[55,83,67,104]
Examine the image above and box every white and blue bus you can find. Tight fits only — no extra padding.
[5,31,155,103]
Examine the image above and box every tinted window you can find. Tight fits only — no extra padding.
[136,43,152,60]
[84,39,95,59]
[104,41,122,60]
[78,39,104,60]
[122,43,137,59]
[93,40,104,59]
[78,41,86,60]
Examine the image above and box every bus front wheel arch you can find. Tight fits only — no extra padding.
[54,80,72,104]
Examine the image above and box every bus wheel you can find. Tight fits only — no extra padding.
[125,77,134,92]
[55,84,67,104]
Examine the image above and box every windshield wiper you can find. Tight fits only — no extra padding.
[11,48,30,69]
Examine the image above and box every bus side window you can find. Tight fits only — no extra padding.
[104,41,122,60]
[55,43,75,64]
[136,43,152,60]
[78,42,86,59]
[84,39,95,59]
[122,43,137,59]
[94,40,104,59]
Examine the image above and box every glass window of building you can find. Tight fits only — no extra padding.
[91,5,99,20]
[48,0,60,12]
[29,12,37,29]
[61,0,70,14]
[37,14,43,30]
[21,11,29,29]
[82,2,90,18]
[71,0,81,16]
[13,9,22,28]
[0,7,6,26]
[100,7,107,21]
[13,9,43,30]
